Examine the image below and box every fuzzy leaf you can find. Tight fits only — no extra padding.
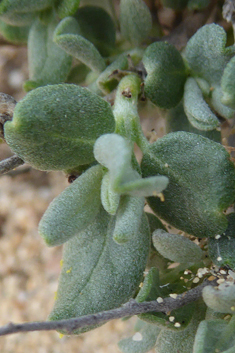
[193,319,229,353]
[221,56,235,109]
[166,102,221,142]
[49,208,150,334]
[0,10,36,26]
[143,42,186,109]
[155,302,206,353]
[203,285,235,314]
[183,77,220,131]
[136,268,195,329]
[55,0,80,18]
[113,195,145,244]
[38,165,103,246]
[0,20,29,43]
[208,213,235,270]
[97,54,129,94]
[74,5,116,57]
[184,24,235,86]
[24,16,72,91]
[145,213,167,234]
[0,0,54,14]
[120,0,152,46]
[141,131,235,238]
[53,16,106,73]
[118,321,161,353]
[4,84,115,171]
[210,85,235,120]
[101,171,120,215]
[94,133,168,197]
[152,229,203,264]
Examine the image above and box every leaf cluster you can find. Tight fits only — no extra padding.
[1,1,235,352]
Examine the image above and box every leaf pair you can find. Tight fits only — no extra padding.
[183,24,235,131]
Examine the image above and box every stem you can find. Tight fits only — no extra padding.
[0,278,217,337]
[0,155,24,175]
[113,74,150,153]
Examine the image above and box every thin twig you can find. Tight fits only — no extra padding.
[0,155,24,175]
[0,278,217,337]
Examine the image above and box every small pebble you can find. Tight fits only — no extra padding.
[174,322,181,328]
[169,293,178,299]
[132,332,143,341]
[157,297,163,303]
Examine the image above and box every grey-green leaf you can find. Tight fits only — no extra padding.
[155,302,206,353]
[38,165,103,246]
[143,42,186,109]
[208,213,235,270]
[166,102,221,143]
[152,229,203,264]
[49,208,150,334]
[0,19,29,43]
[183,77,220,131]
[141,131,235,238]
[55,0,80,18]
[4,84,115,171]
[113,195,145,244]
[221,56,235,109]
[24,16,72,91]
[203,285,235,314]
[120,0,152,46]
[101,171,120,215]
[53,16,106,73]
[74,5,116,57]
[184,24,235,86]
[118,321,161,353]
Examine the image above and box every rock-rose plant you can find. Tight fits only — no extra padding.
[1,0,235,352]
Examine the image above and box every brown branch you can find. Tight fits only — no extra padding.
[0,155,24,175]
[0,278,217,337]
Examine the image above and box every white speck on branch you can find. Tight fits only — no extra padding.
[0,278,217,337]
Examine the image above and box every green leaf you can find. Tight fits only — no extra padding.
[0,19,29,43]
[120,0,152,46]
[4,84,115,171]
[155,302,206,353]
[184,24,235,86]
[74,5,116,57]
[97,54,129,94]
[101,171,120,215]
[145,213,167,234]
[0,10,36,26]
[160,0,188,10]
[38,165,103,246]
[203,285,235,314]
[0,0,54,14]
[208,214,235,270]
[136,268,195,329]
[210,85,235,120]
[166,102,221,143]
[118,320,161,353]
[49,208,150,334]
[53,16,106,73]
[152,229,203,264]
[183,77,220,131]
[143,42,186,109]
[55,0,80,18]
[113,195,145,244]
[193,319,230,353]
[141,131,235,238]
[187,0,210,10]
[221,56,235,109]
[24,16,72,91]
[94,133,168,197]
